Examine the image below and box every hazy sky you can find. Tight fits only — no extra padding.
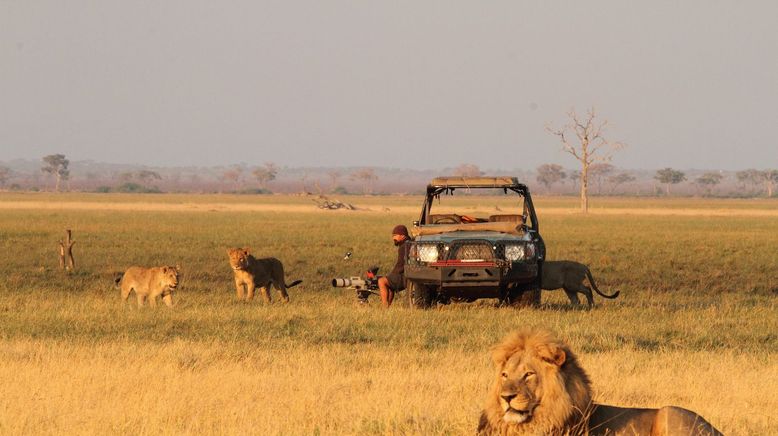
[2,1,776,170]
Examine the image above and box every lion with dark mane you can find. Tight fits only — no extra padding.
[477,329,722,435]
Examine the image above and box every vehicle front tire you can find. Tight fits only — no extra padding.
[408,280,434,309]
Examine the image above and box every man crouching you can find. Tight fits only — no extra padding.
[377,224,410,308]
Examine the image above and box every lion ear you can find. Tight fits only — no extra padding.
[491,342,518,367]
[175,264,181,272]
[538,344,566,367]
[242,247,250,254]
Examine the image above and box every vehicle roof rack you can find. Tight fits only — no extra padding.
[427,176,527,191]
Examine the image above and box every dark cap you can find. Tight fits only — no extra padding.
[392,224,409,237]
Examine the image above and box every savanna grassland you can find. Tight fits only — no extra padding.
[0,192,776,435]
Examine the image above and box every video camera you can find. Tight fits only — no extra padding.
[331,266,380,303]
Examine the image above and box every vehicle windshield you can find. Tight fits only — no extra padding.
[421,188,536,229]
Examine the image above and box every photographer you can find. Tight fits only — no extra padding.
[377,224,410,308]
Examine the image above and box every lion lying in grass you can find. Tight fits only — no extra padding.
[115,265,179,308]
[227,248,302,303]
[477,329,722,435]
[542,260,620,306]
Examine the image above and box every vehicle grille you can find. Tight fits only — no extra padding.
[450,242,496,262]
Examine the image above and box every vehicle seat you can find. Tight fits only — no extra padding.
[427,214,462,224]
[488,214,524,225]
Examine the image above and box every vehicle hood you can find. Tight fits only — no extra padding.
[414,230,531,244]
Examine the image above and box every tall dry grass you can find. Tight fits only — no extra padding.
[0,193,776,434]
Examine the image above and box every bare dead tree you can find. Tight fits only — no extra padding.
[59,229,76,271]
[546,108,625,213]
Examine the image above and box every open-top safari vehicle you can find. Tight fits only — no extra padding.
[405,177,545,308]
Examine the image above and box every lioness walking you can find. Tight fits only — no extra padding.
[541,260,620,306]
[227,247,302,303]
[115,265,180,308]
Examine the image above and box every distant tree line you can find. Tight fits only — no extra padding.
[0,152,775,199]
[531,164,777,199]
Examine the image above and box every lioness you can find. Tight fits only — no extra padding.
[227,247,302,303]
[115,265,180,308]
[478,329,723,435]
[542,260,619,306]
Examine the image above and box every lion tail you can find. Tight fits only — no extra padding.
[585,268,620,299]
[286,279,303,289]
[113,272,124,289]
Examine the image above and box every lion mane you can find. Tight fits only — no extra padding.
[478,329,723,435]
[116,265,179,308]
[227,247,302,303]
[478,329,592,435]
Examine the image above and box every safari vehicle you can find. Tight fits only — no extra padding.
[405,177,545,308]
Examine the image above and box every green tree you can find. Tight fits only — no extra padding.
[41,154,70,192]
[535,164,566,192]
[695,172,724,196]
[735,169,761,193]
[756,169,778,197]
[654,168,686,196]
[607,172,636,194]
[136,170,162,184]
[588,162,615,194]
[252,162,278,189]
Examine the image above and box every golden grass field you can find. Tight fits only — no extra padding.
[0,192,776,435]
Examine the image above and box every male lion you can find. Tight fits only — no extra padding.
[115,265,180,308]
[542,260,620,307]
[477,329,723,435]
[227,247,302,303]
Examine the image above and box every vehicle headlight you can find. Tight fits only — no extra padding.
[417,244,439,263]
[504,244,525,261]
[525,243,536,259]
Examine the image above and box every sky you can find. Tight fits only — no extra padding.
[1,1,777,170]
